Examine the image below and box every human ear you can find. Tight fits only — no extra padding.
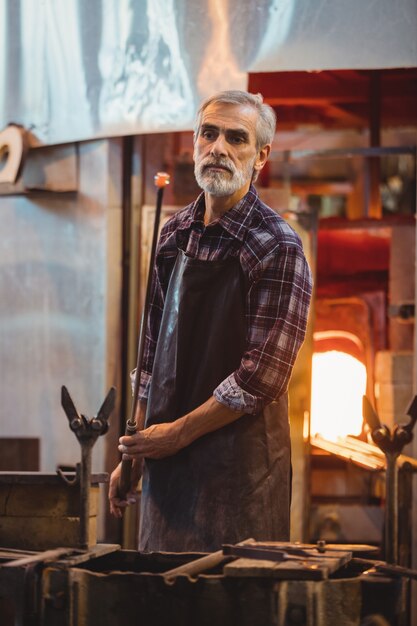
[253,144,271,173]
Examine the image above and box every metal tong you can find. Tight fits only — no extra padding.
[61,385,116,548]
[362,394,417,564]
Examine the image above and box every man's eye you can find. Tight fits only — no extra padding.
[202,130,215,140]
[230,136,245,144]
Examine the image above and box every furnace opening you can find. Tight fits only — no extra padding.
[310,350,367,441]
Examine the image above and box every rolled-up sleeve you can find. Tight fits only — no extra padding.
[214,244,312,414]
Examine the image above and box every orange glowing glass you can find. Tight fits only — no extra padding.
[310,351,367,441]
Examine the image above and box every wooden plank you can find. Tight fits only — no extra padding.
[0,472,108,485]
[49,543,121,568]
[1,548,77,568]
[237,540,351,553]
[0,515,97,550]
[0,548,38,560]
[0,544,120,566]
[224,553,350,580]
[0,484,99,517]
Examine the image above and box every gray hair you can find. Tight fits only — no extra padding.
[194,90,276,149]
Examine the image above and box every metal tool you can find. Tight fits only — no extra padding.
[163,549,232,583]
[363,394,417,564]
[61,385,115,548]
[119,171,170,498]
[352,557,417,581]
[162,538,255,582]
[223,544,302,562]
[222,541,351,564]
[0,548,79,569]
[222,542,417,583]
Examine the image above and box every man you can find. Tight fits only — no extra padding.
[109,90,313,552]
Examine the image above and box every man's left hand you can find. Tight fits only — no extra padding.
[118,397,243,461]
[118,421,185,460]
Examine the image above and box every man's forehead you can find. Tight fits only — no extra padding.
[200,102,258,132]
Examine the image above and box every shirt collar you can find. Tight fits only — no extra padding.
[177,185,259,242]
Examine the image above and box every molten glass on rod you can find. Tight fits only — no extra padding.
[118,172,170,498]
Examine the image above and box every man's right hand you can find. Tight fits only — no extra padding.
[109,460,142,518]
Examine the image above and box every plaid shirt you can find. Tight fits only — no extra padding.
[138,185,312,414]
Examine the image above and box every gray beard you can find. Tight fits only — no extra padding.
[194,157,255,197]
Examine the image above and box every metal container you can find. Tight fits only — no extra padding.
[0,472,107,551]
[0,545,409,626]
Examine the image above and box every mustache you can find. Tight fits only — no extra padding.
[199,157,235,174]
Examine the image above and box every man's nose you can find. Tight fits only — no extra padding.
[210,133,227,157]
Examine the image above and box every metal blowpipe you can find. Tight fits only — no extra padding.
[118,172,170,498]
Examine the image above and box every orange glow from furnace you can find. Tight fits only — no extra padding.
[310,351,366,441]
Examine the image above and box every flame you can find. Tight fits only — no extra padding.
[310,351,366,441]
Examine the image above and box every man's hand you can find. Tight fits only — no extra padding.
[118,396,245,460]
[118,420,186,460]
[109,460,142,518]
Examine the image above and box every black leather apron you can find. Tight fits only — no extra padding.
[139,249,291,552]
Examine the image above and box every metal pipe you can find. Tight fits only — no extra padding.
[368,71,382,218]
[398,463,414,567]
[79,441,93,549]
[272,145,416,161]
[118,172,170,498]
[120,136,134,439]
[385,453,399,565]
